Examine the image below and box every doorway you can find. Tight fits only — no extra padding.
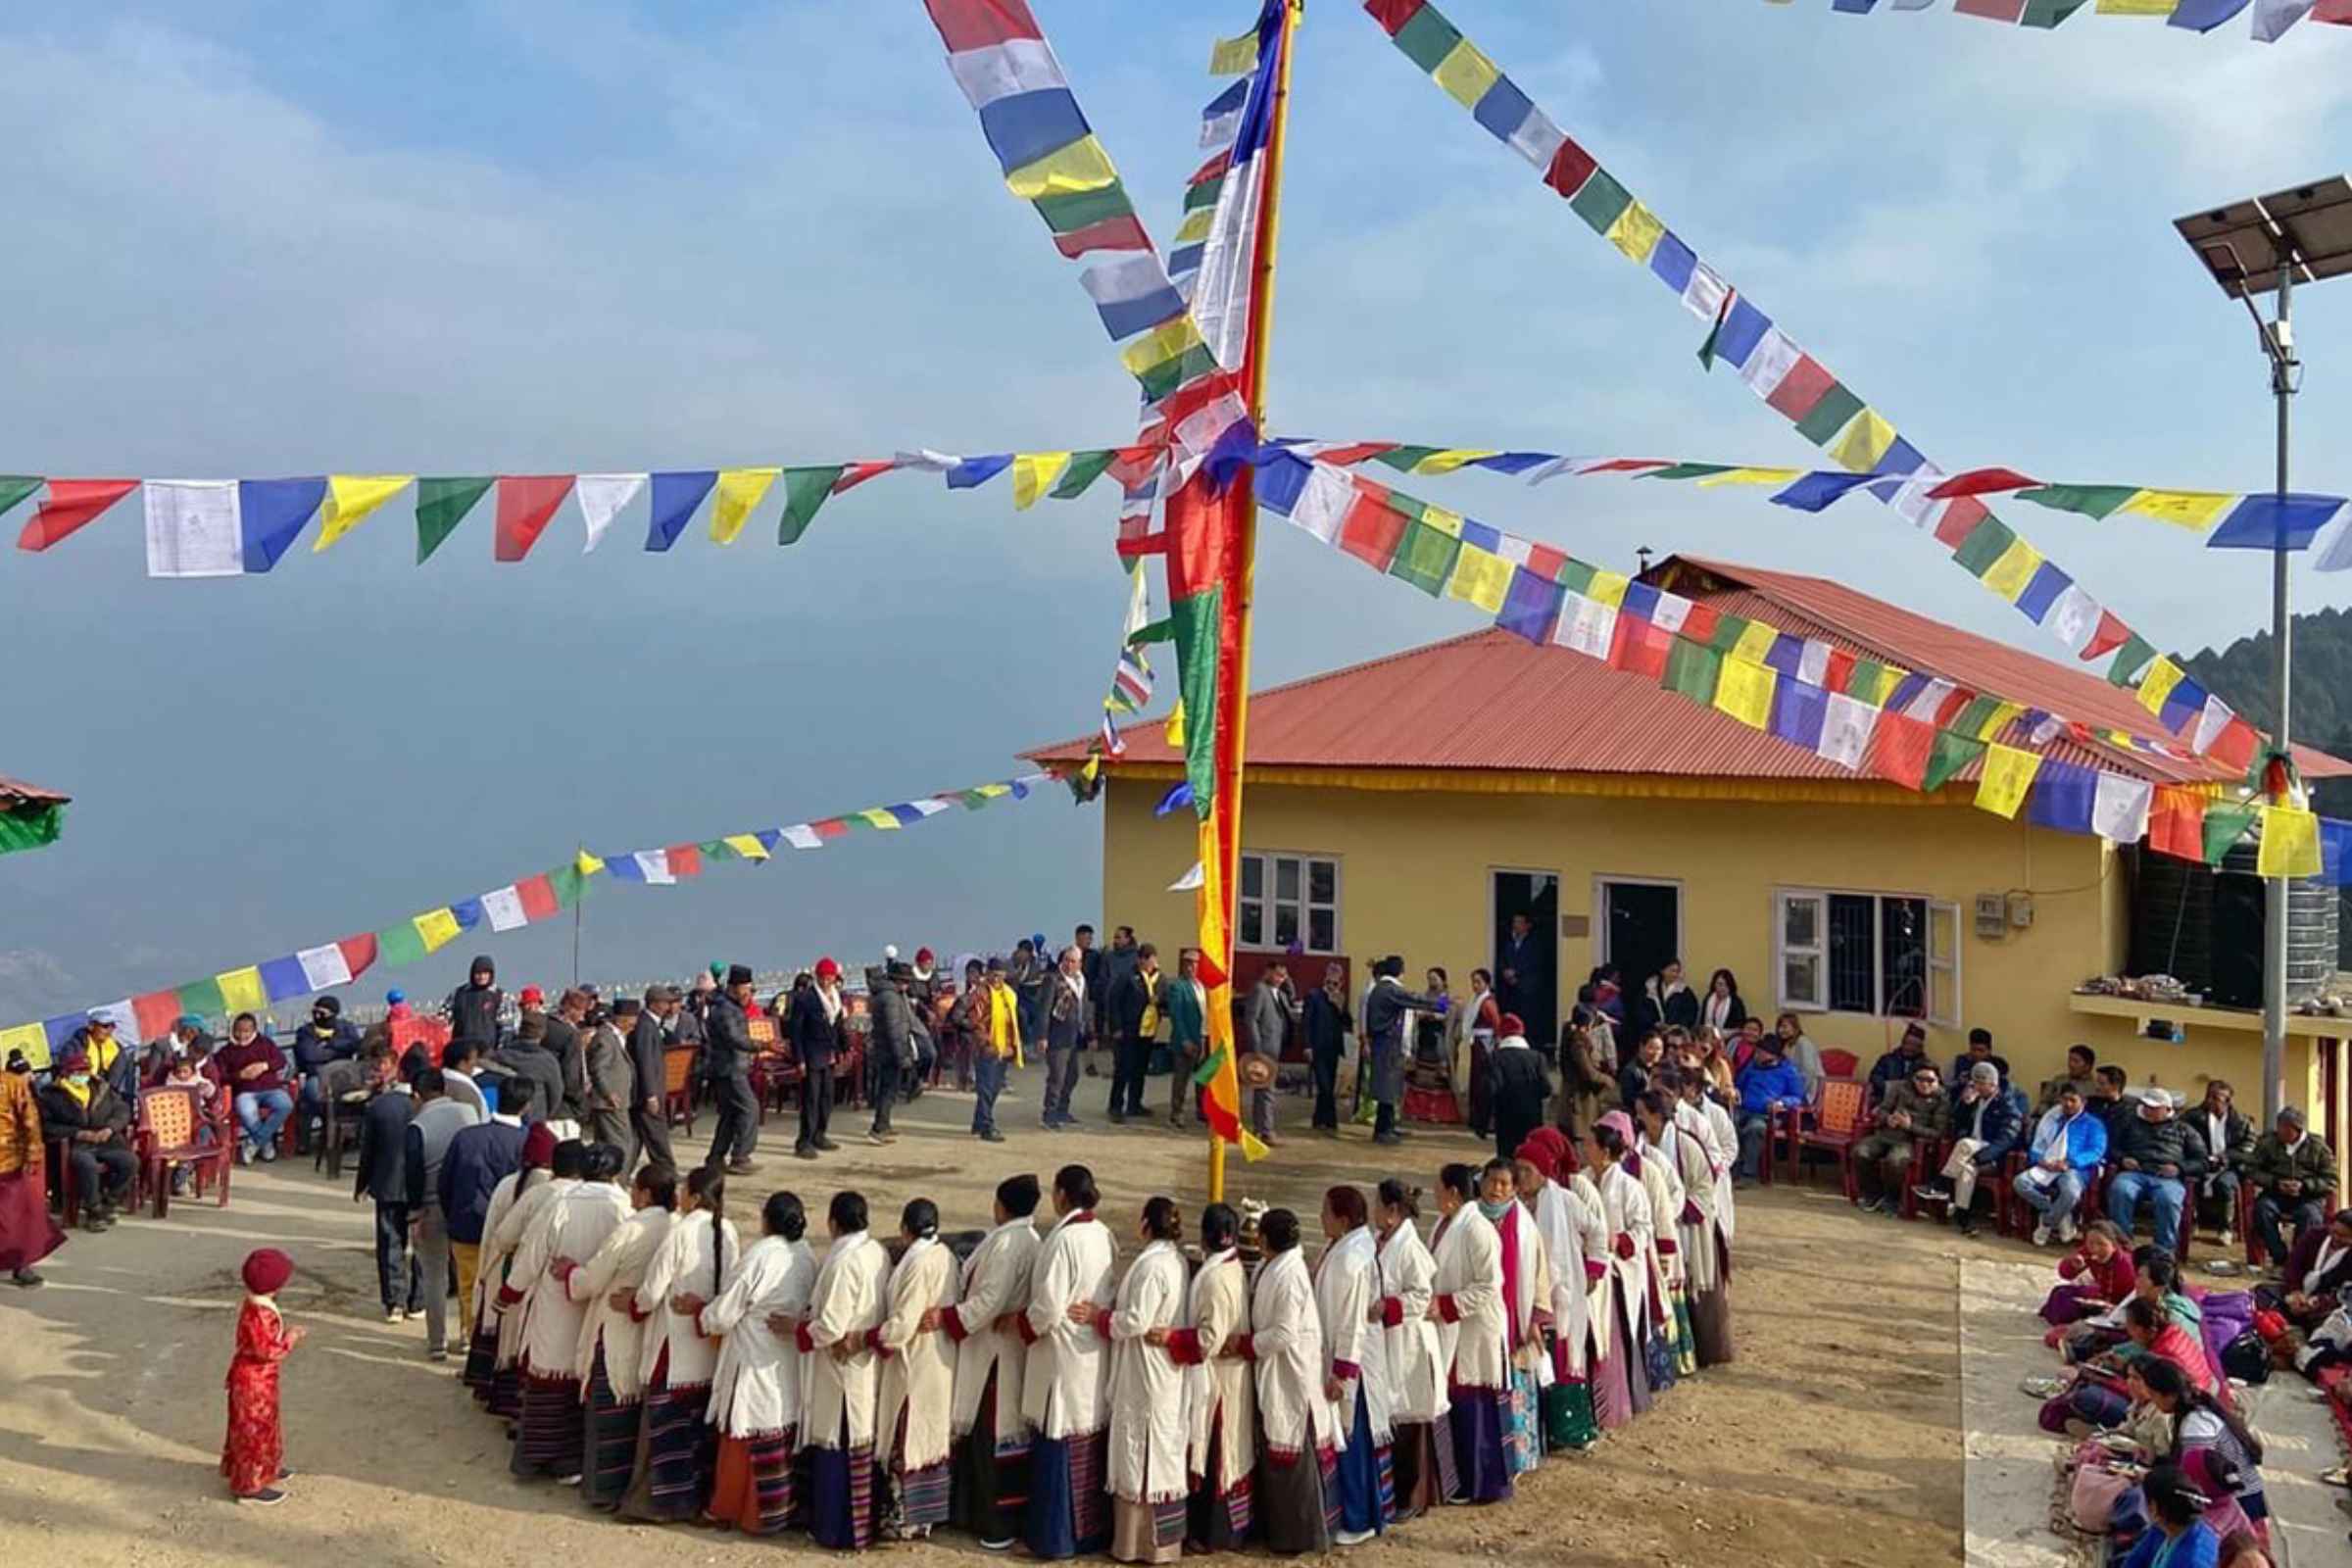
[1491,870,1559,1050]
[1597,878,1682,1004]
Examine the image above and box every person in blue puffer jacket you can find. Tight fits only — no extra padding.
[2012,1083,2108,1248]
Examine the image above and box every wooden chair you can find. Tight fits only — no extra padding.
[662,1048,698,1136]
[1790,1080,1869,1196]
[137,1085,232,1218]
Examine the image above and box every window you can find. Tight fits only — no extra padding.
[1775,888,1959,1026]
[1238,851,1340,954]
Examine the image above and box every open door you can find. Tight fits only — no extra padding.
[1599,878,1682,1007]
[1492,870,1559,1050]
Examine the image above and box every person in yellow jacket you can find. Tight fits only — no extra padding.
[972,957,1023,1144]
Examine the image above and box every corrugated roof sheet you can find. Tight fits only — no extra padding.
[0,773,68,808]
[1028,555,2348,785]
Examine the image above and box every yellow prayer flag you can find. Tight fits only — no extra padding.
[1207,27,1258,75]
[1431,37,1502,109]
[1695,467,1802,488]
[1446,545,1513,612]
[414,907,462,955]
[2258,805,2323,877]
[1975,743,2042,819]
[710,466,781,545]
[216,966,268,1015]
[1982,536,2045,603]
[1165,698,1187,749]
[858,808,901,831]
[1974,700,2025,742]
[575,849,606,877]
[1012,452,1073,511]
[1081,754,1102,785]
[0,1021,50,1071]
[2136,656,2186,717]
[975,783,1013,799]
[2095,0,2178,13]
[1174,206,1215,245]
[1732,619,1779,665]
[1412,449,1501,475]
[1119,316,1204,379]
[1586,569,1630,609]
[1712,656,1776,729]
[722,833,771,861]
[1005,134,1118,200]
[1417,505,1464,538]
[1857,664,1905,708]
[314,474,414,552]
[1828,408,1899,474]
[1606,200,1666,266]
[2119,489,2235,530]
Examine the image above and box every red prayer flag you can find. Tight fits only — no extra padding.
[2313,0,2348,16]
[1525,541,1569,581]
[1607,612,1673,678]
[1367,0,1427,33]
[1678,603,1722,646]
[1311,442,1400,468]
[1932,686,1975,728]
[664,844,704,879]
[1053,216,1152,259]
[2205,716,2260,775]
[1933,496,1990,550]
[1337,490,1407,570]
[1954,0,2028,16]
[1544,136,1598,200]
[1822,647,1858,694]
[1765,356,1838,421]
[494,474,575,563]
[1928,467,2040,500]
[830,461,897,495]
[337,933,379,981]
[1868,712,1934,789]
[810,818,850,840]
[514,874,561,923]
[2080,611,2131,662]
[132,990,184,1044]
[17,478,137,552]
[2147,787,2207,861]
[923,0,1045,51]
[1190,150,1233,187]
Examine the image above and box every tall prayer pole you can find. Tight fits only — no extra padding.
[1208,0,1301,1205]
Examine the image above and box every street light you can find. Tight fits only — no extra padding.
[2174,175,2352,1126]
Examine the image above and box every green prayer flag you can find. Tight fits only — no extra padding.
[1388,518,1462,596]
[2202,802,2258,864]
[1950,695,2003,739]
[416,476,494,564]
[1952,516,2017,577]
[1372,446,1444,474]
[1707,612,1751,654]
[778,466,843,546]
[549,863,585,907]
[1663,639,1722,703]
[2021,0,2090,25]
[176,977,227,1020]
[0,803,63,857]
[1556,560,1595,595]
[1183,177,1223,214]
[1849,659,1893,705]
[375,921,428,968]
[1794,383,1868,447]
[1639,464,1737,482]
[700,839,738,862]
[1696,294,1734,371]
[2016,484,2137,521]
[1137,343,1218,404]
[1569,169,1633,236]
[0,476,42,523]
[1034,180,1134,235]
[1051,449,1120,501]
[2105,634,2158,688]
[1125,616,1174,648]
[1169,591,1223,818]
[1922,731,1984,793]
[1392,5,1464,72]
[1192,1047,1229,1089]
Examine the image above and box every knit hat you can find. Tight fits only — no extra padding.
[521,1122,558,1169]
[1516,1127,1570,1177]
[1597,1109,1638,1145]
[915,948,935,966]
[56,1046,89,1074]
[814,956,841,982]
[1498,1012,1526,1038]
[518,985,545,1006]
[242,1248,294,1297]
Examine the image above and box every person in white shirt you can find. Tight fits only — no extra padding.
[1023,1163,1117,1558]
[1513,1130,1605,1452]
[503,1142,630,1482]
[1371,1179,1448,1518]
[941,1174,1043,1551]
[696,1189,814,1535]
[1314,1186,1394,1545]
[1429,1162,1512,1503]
[875,1197,958,1543]
[1247,1206,1335,1555]
[570,1163,676,1509]
[1589,1117,1659,1422]
[794,1190,891,1551]
[1146,1201,1252,1549]
[617,1166,739,1522]
[1101,1197,1189,1564]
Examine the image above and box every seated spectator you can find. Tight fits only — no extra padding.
[2045,1299,2216,1434]
[139,1016,212,1088]
[2014,1085,2108,1248]
[35,1046,136,1231]
[1852,1060,1949,1216]
[2119,1463,2221,1568]
[2088,1064,2133,1143]
[2040,1220,2135,1327]
[1946,1027,1997,1092]
[1773,1011,1824,1101]
[2035,1043,2097,1114]
[1914,1060,2022,1237]
[2174,1450,2257,1564]
[2146,1360,2267,1534]
[290,997,364,1151]
[2105,1089,2207,1255]
[2187,1081,2255,1249]
[2272,1206,2352,1330]
[1731,1035,1806,1187]
[1689,1029,1738,1106]
[2245,1105,2335,1264]
[213,1012,293,1165]
[1729,1015,1766,1077]
[1865,1021,1932,1103]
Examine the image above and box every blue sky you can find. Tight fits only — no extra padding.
[4,1,2349,1022]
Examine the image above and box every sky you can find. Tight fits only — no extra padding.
[3,0,2350,1024]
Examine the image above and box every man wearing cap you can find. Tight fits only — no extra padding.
[581,1001,633,1158]
[1865,1022,1932,1106]
[291,996,364,1153]
[2247,1104,2338,1263]
[36,1046,136,1232]
[445,956,504,1054]
[1853,1060,1951,1215]
[2104,1088,2207,1255]
[623,992,675,1166]
[1912,1060,2022,1238]
[705,963,762,1173]
[789,958,846,1160]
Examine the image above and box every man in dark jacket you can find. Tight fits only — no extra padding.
[787,959,844,1161]
[2188,1079,2257,1246]
[627,992,675,1166]
[1103,943,1160,1124]
[487,1017,567,1135]
[1852,1061,1951,1214]
[867,965,917,1146]
[1913,1060,2023,1237]
[2247,1104,2336,1262]
[445,956,503,1054]
[291,996,364,1151]
[1866,1021,1932,1104]
[352,1076,421,1319]
[1301,967,1352,1134]
[543,988,590,1125]
[2103,1088,2207,1254]
[437,1079,532,1304]
[707,963,763,1172]
[37,1046,136,1232]
[1361,956,1445,1148]
[1487,1014,1553,1164]
[1100,926,1141,1059]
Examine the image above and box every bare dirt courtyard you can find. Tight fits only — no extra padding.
[0,1074,1966,1568]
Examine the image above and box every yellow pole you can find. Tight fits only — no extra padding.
[1208,0,1301,1206]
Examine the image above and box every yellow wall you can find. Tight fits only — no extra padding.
[1100,768,2325,1117]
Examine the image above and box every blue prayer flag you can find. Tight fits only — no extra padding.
[646,470,717,552]
[239,477,326,572]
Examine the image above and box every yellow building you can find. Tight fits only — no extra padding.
[1035,556,2352,1168]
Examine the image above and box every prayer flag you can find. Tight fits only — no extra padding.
[2148,787,2207,860]
[414,906,462,955]
[1712,656,1775,729]
[778,466,844,546]
[2259,806,2323,877]
[214,966,268,1015]
[646,470,718,552]
[2203,803,2258,864]
[0,1021,48,1071]
[1975,744,2041,817]
[494,475,575,563]
[414,476,494,564]
[1771,677,1828,751]
[1012,452,1073,510]
[574,473,646,553]
[2027,760,2098,833]
[1555,591,1616,659]
[16,478,138,552]
[315,475,414,552]
[1447,539,1513,612]
[2091,773,2154,843]
[1607,612,1673,678]
[480,885,529,933]
[1869,712,1933,789]
[710,466,780,545]
[1696,287,1738,370]
[1662,638,1722,704]
[1924,731,1984,793]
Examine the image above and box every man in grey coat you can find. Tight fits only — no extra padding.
[1360,956,1446,1148]
[582,1004,634,1160]
[399,1068,474,1361]
[1245,962,1292,1145]
[622,994,674,1167]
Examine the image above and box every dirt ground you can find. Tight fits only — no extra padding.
[0,1069,1966,1568]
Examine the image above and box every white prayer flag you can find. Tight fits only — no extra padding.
[1554,591,1616,660]
[632,850,675,886]
[1680,262,1730,324]
[779,824,825,852]
[575,473,647,554]
[1818,693,1880,770]
[1738,328,1801,398]
[2045,586,2100,654]
[1169,861,1205,892]
[296,943,354,992]
[2091,773,2154,844]
[145,479,243,578]
[948,36,1065,109]
[1290,464,1355,545]
[480,885,529,933]
[1649,592,1693,634]
[1797,640,1832,687]
[1505,106,1567,172]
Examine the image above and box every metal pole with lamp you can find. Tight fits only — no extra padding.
[2174,176,2352,1125]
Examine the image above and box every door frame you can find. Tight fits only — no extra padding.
[1592,874,1686,972]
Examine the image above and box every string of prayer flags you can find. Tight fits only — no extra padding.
[1776,0,2347,36]
[1354,0,2272,765]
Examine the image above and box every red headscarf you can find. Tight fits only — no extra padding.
[1516,1126,1572,1179]
[520,1121,558,1169]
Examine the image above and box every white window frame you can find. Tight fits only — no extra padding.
[1238,850,1342,955]
[1774,887,1960,1027]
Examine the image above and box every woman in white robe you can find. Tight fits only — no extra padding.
[1102,1198,1189,1564]
[1690,1076,1740,1245]
[695,1189,814,1535]
[874,1198,957,1541]
[796,1190,890,1551]
[1630,1092,1696,1380]
[1373,1179,1449,1519]
[1249,1206,1337,1556]
[505,1145,630,1480]
[1513,1130,1605,1450]
[617,1165,739,1523]
[1591,1114,1660,1419]
[1481,1160,1553,1480]
[943,1175,1042,1550]
[1150,1201,1252,1550]
[1429,1163,1512,1503]
[463,1124,560,1416]
[1021,1163,1116,1560]
[1315,1188,1395,1545]
[1668,1075,1736,1367]
[571,1165,674,1508]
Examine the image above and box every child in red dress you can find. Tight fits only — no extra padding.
[221,1248,304,1505]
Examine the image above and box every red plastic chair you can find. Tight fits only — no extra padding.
[662,1049,699,1137]
[1821,1049,1859,1082]
[1901,1137,1956,1221]
[137,1085,232,1217]
[1791,1080,1869,1195]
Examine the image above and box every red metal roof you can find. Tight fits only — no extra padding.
[1028,555,2348,785]
[0,773,68,808]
